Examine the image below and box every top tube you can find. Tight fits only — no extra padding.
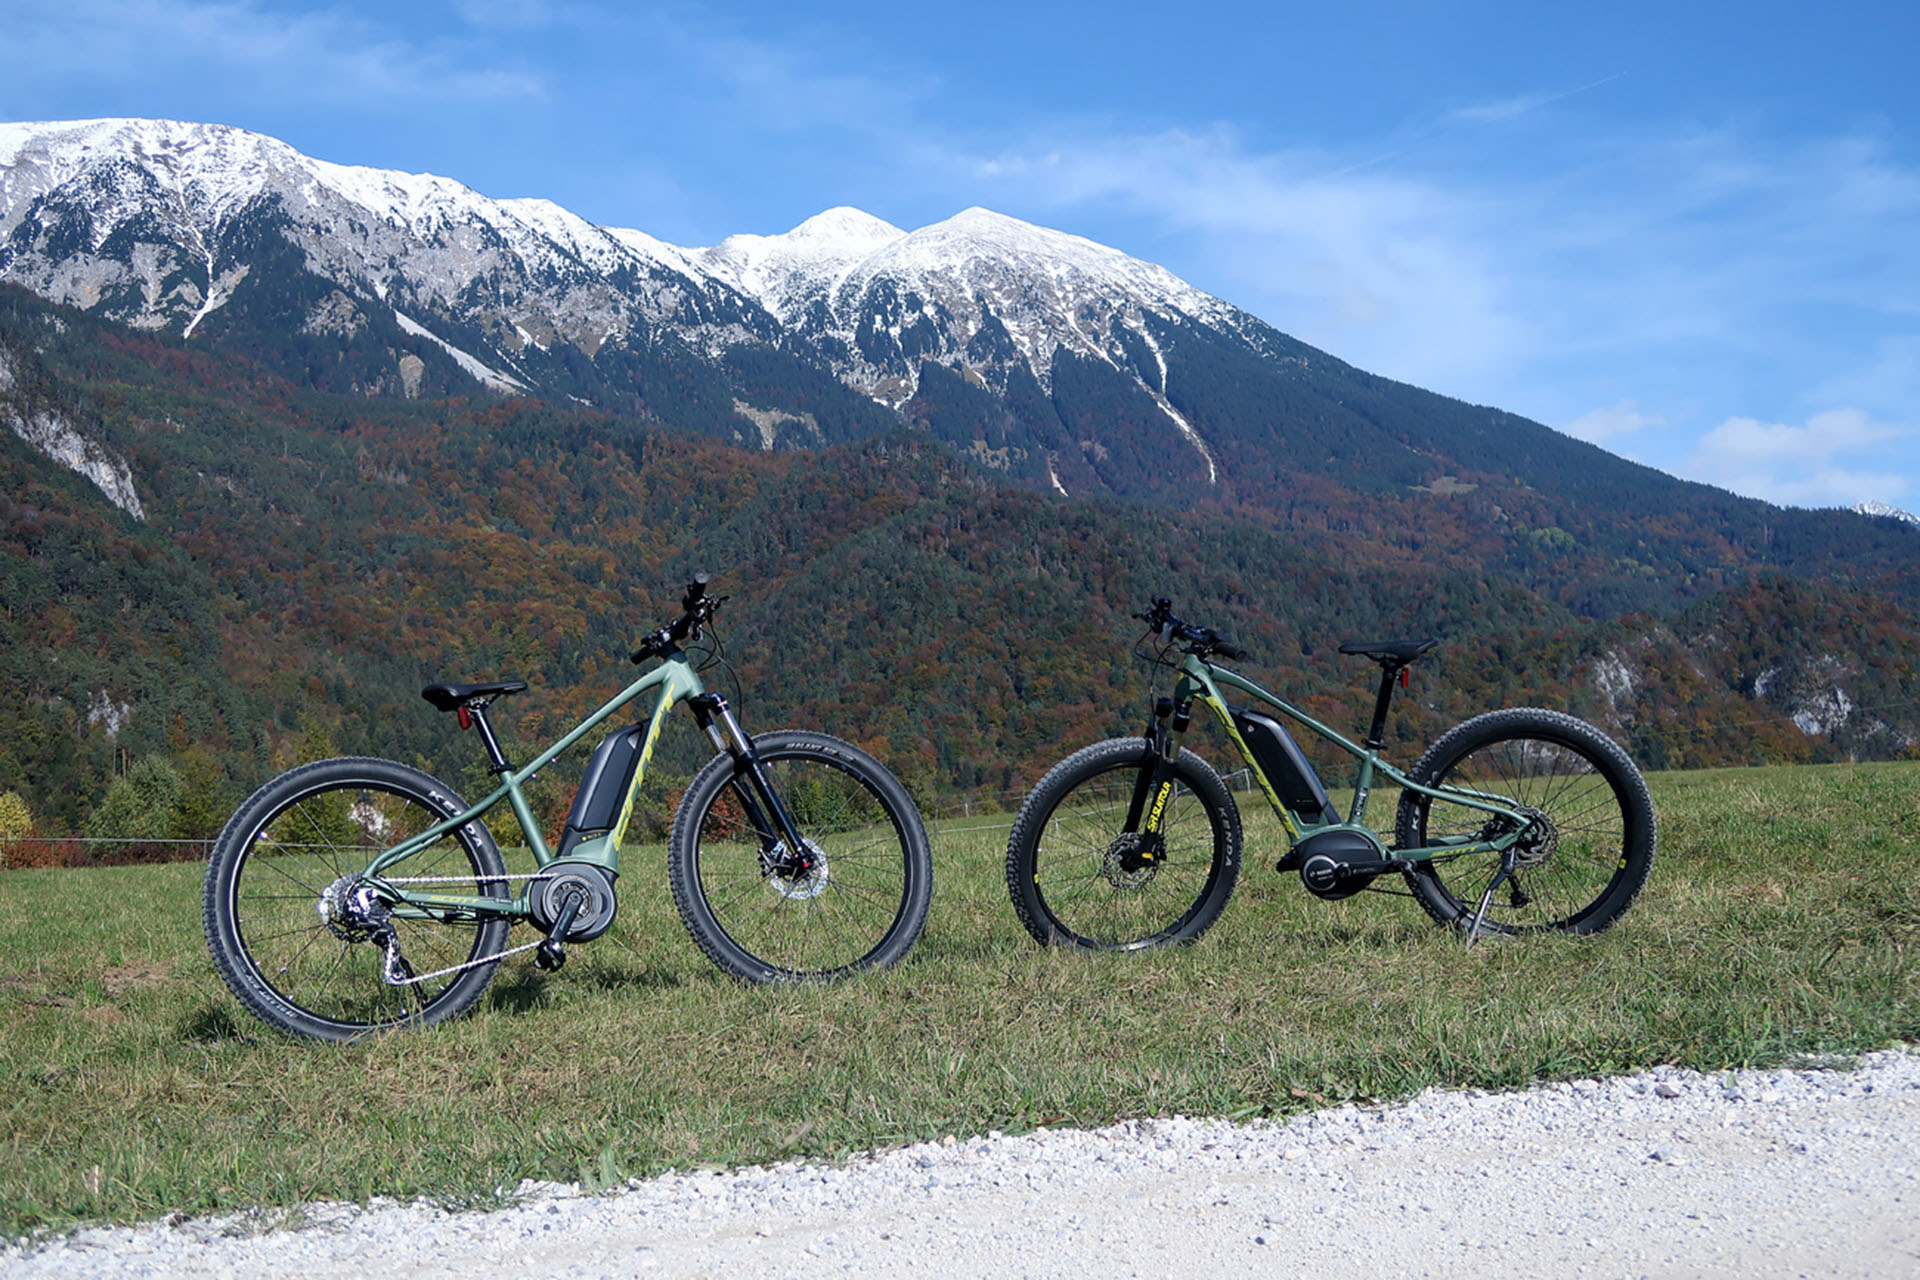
[516,653,706,785]
[365,652,706,878]
[1180,655,1369,762]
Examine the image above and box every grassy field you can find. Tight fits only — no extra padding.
[2,760,1916,1237]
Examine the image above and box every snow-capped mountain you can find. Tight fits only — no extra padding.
[1,118,1301,492]
[1854,499,1919,526]
[15,116,1839,514]
[695,206,1250,483]
[696,204,1239,398]
[0,118,765,396]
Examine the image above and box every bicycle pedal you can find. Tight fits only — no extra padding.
[535,938,567,970]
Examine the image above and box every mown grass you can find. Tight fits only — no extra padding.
[1,760,1915,1237]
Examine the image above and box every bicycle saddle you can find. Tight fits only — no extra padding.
[1338,638,1439,667]
[421,680,528,712]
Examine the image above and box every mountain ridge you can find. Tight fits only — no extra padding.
[4,120,1919,623]
[0,119,1224,406]
[2,279,1917,840]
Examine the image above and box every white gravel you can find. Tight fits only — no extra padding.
[8,1047,1917,1279]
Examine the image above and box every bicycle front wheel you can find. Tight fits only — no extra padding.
[202,757,510,1041]
[1006,738,1242,950]
[1394,708,1657,935]
[667,732,933,982]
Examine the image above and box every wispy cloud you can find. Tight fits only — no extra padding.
[4,0,543,111]
[1561,399,1663,447]
[956,113,1920,508]
[964,127,1528,391]
[1437,75,1626,127]
[1683,409,1913,506]
[639,11,939,143]
[454,0,557,29]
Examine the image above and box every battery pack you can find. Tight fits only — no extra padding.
[556,722,646,857]
[1231,707,1338,824]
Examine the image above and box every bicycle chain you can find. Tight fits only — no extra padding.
[371,871,557,987]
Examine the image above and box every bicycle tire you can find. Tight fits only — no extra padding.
[667,732,933,982]
[203,757,510,1041]
[1394,708,1657,935]
[1006,738,1242,950]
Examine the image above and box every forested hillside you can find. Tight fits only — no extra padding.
[3,286,1917,850]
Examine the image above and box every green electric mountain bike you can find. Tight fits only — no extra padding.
[205,577,934,1041]
[1006,598,1656,950]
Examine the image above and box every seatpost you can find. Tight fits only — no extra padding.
[465,702,516,773]
[1364,665,1405,751]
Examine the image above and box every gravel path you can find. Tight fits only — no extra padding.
[9,1047,1917,1279]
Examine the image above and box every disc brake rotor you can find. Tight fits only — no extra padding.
[1101,833,1162,890]
[766,839,830,899]
[1511,805,1559,867]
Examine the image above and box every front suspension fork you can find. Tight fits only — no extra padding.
[690,694,812,873]
[1123,696,1191,835]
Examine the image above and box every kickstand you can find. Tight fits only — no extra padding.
[1464,848,1521,946]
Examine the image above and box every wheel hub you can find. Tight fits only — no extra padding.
[1477,806,1559,869]
[1101,833,1163,890]
[1511,805,1559,867]
[766,839,830,899]
[316,876,388,942]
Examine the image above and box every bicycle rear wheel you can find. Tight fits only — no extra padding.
[1394,709,1656,935]
[1006,738,1242,950]
[203,757,509,1041]
[667,732,933,982]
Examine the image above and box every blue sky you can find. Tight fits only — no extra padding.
[6,0,1918,511]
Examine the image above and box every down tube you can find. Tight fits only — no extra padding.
[368,659,701,879]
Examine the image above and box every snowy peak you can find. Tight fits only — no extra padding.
[785,206,907,247]
[877,207,1219,311]
[0,116,766,378]
[0,116,715,286]
[1855,499,1920,526]
[0,116,1262,490]
[0,117,287,189]
[697,206,906,307]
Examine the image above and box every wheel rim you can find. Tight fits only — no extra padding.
[229,782,497,1030]
[1031,763,1224,949]
[690,753,911,976]
[1410,734,1631,933]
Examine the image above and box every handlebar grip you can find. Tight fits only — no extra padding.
[630,631,665,664]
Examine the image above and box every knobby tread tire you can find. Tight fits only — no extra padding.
[202,756,509,1042]
[1393,708,1657,935]
[666,732,933,982]
[1006,737,1243,950]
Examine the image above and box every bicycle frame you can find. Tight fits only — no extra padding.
[362,651,766,922]
[1160,652,1530,865]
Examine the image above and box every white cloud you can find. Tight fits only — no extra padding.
[455,0,555,28]
[1561,399,1662,445]
[961,127,1528,392]
[4,0,543,108]
[952,114,1920,510]
[1437,75,1624,128]
[633,10,935,143]
[1683,408,1912,506]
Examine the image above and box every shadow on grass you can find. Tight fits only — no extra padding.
[484,959,692,1014]
[177,1001,252,1043]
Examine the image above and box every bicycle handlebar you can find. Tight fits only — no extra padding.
[630,574,726,664]
[1134,597,1246,661]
